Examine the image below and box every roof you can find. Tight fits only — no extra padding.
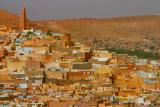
[16,47,33,54]
[71,69,95,72]
[52,33,64,36]
[96,66,113,75]
[0,80,27,84]
[18,84,28,89]
[144,79,159,84]
[72,62,92,69]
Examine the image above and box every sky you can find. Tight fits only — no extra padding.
[0,0,160,20]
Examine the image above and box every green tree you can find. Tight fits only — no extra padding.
[47,30,52,36]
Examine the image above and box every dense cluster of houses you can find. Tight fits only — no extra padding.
[0,25,160,107]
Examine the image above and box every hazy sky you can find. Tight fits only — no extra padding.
[0,0,160,20]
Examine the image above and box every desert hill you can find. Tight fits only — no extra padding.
[0,9,160,42]
[0,9,32,29]
[0,9,22,28]
[35,15,160,42]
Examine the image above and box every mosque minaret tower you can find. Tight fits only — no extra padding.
[19,0,27,31]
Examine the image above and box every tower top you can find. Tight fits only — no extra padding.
[22,0,26,8]
[19,0,27,31]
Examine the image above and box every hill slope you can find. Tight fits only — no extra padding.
[0,9,33,29]
[0,9,160,43]
[0,9,20,27]
[35,15,160,41]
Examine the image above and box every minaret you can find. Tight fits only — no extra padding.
[20,0,27,31]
